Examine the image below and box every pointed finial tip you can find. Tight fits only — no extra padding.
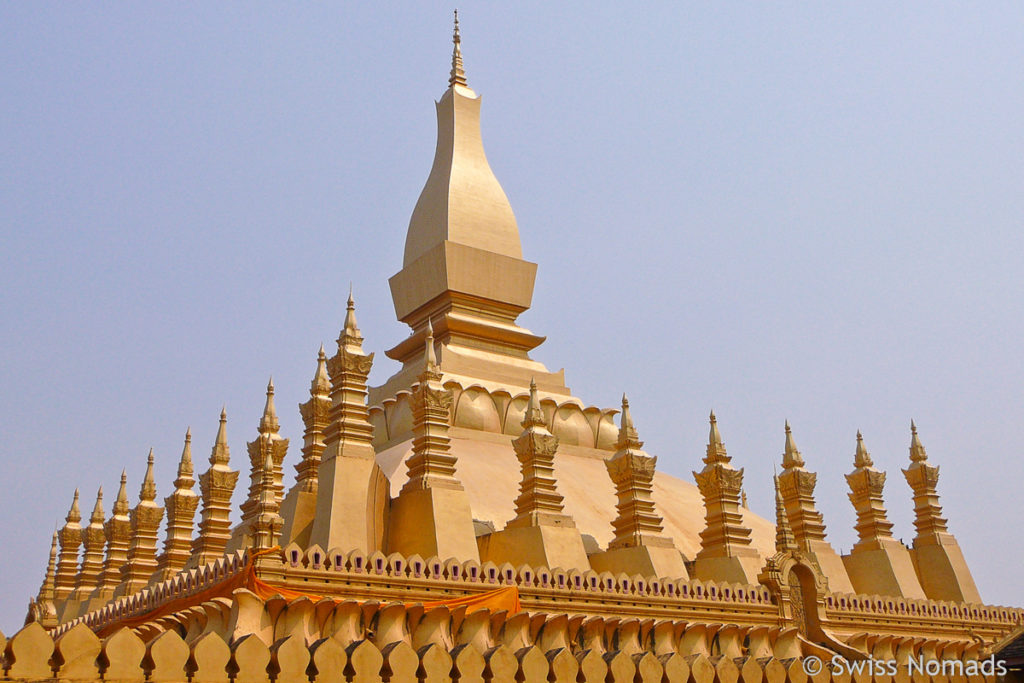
[785,419,790,431]
[185,426,192,440]
[709,409,717,422]
[318,342,326,358]
[856,429,863,440]
[427,318,434,335]
[120,468,127,480]
[622,392,628,405]
[147,448,154,463]
[911,419,917,433]
[73,488,79,499]
[267,376,274,391]
[347,283,354,307]
[220,405,227,419]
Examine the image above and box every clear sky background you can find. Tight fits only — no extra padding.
[1,3,1022,631]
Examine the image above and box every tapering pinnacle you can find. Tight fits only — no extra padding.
[259,377,279,434]
[449,10,467,88]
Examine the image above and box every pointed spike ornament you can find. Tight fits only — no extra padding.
[605,398,673,550]
[508,377,571,527]
[693,411,756,575]
[616,394,643,450]
[774,474,796,553]
[140,449,157,502]
[193,408,240,566]
[845,430,894,546]
[259,378,280,434]
[853,430,874,468]
[113,470,130,516]
[776,421,829,546]
[311,343,330,395]
[117,450,165,597]
[782,420,805,469]
[449,9,467,88]
[522,378,546,429]
[54,489,83,601]
[33,531,59,628]
[74,487,107,597]
[704,410,731,465]
[402,318,459,493]
[909,419,928,462]
[294,345,332,494]
[308,279,381,553]
[154,428,200,582]
[339,286,363,349]
[90,488,105,525]
[902,422,949,538]
[237,378,290,548]
[97,471,132,598]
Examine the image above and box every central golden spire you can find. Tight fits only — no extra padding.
[449,10,467,88]
[384,12,568,397]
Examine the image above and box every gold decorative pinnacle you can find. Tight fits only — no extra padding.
[114,469,130,515]
[617,394,643,450]
[449,9,467,88]
[853,430,873,468]
[522,377,546,429]
[339,285,363,348]
[704,410,731,465]
[140,449,157,502]
[89,487,105,525]
[782,419,805,469]
[67,488,81,524]
[909,419,928,462]
[259,377,280,434]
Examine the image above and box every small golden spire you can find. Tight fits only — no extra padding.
[774,471,796,552]
[259,377,280,434]
[67,488,82,524]
[114,469,130,516]
[425,319,438,369]
[616,394,643,450]
[177,427,194,478]
[853,430,873,468]
[210,406,231,467]
[140,448,157,502]
[704,410,731,465]
[311,343,330,395]
[449,9,467,88]
[782,420,805,469]
[522,377,546,429]
[89,487,105,525]
[909,419,928,462]
[338,285,363,347]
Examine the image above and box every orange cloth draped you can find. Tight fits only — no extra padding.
[95,548,520,637]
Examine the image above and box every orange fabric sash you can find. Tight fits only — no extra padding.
[96,549,520,637]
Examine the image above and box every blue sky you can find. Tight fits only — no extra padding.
[2,3,1023,629]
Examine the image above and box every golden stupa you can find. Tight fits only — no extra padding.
[6,14,1023,683]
